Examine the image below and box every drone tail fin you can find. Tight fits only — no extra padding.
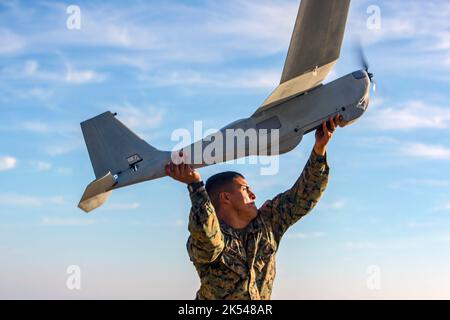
[79,111,165,212]
[78,172,116,213]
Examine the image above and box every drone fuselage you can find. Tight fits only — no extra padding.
[110,69,371,191]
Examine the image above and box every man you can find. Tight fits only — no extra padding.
[166,115,340,300]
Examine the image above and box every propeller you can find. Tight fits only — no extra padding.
[356,44,376,93]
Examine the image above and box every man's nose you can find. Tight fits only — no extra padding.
[249,191,256,201]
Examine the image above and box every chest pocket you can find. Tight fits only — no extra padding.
[220,245,248,279]
[254,238,276,273]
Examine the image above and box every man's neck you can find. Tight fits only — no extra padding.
[217,209,252,230]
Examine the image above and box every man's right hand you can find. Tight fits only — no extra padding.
[165,156,202,185]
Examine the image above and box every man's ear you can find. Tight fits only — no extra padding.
[219,192,231,205]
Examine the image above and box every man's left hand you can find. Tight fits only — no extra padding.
[314,114,341,156]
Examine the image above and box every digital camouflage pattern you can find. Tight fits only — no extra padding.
[187,150,330,300]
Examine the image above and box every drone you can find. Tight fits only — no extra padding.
[78,0,374,213]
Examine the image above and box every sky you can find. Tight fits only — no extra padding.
[1,0,450,299]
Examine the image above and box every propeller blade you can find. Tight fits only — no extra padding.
[355,41,370,72]
[358,45,369,72]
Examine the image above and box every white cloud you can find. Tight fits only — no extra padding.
[3,60,105,85]
[65,67,106,84]
[367,101,450,131]
[0,28,25,54]
[358,18,416,45]
[28,2,162,51]
[30,161,52,172]
[207,0,298,55]
[286,231,325,239]
[104,202,141,211]
[40,217,101,226]
[45,142,82,157]
[406,221,438,229]
[55,167,73,176]
[21,121,49,133]
[435,32,450,50]
[352,1,450,46]
[112,104,165,133]
[23,60,38,75]
[0,156,17,171]
[142,68,279,90]
[20,120,78,135]
[7,60,58,82]
[437,234,450,242]
[389,178,450,190]
[344,240,421,250]
[44,135,84,157]
[401,143,450,161]
[7,0,296,66]
[345,241,379,250]
[26,88,54,100]
[0,194,65,207]
[0,86,54,102]
[110,55,153,72]
[317,200,346,210]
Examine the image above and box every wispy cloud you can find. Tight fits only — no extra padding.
[366,101,450,131]
[40,217,103,226]
[407,220,439,229]
[29,161,52,172]
[344,239,424,250]
[20,120,78,135]
[0,156,17,171]
[103,202,141,211]
[2,60,105,85]
[110,104,165,135]
[317,200,346,210]
[45,141,83,157]
[20,121,50,133]
[64,66,106,84]
[0,194,65,207]
[353,1,450,46]
[55,167,73,176]
[286,231,325,239]
[0,28,25,54]
[389,178,450,190]
[141,68,279,90]
[3,0,296,67]
[401,143,450,161]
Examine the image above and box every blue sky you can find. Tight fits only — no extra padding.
[1,0,450,299]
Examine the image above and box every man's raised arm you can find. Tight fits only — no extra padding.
[166,160,224,265]
[260,116,340,244]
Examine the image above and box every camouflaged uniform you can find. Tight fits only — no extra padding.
[187,150,329,300]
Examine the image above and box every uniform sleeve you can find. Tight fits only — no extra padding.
[260,149,330,244]
[187,185,225,265]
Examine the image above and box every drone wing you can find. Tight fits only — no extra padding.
[256,0,351,113]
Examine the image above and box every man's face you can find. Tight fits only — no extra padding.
[227,177,258,220]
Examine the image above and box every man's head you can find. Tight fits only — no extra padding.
[205,172,257,226]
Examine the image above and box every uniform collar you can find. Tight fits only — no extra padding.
[219,211,264,238]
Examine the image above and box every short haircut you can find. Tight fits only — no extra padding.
[205,171,244,210]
